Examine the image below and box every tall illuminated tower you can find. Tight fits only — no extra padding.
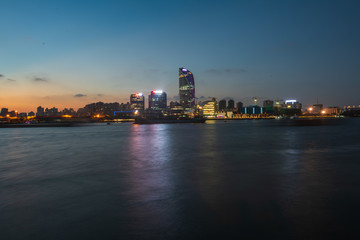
[179,68,195,110]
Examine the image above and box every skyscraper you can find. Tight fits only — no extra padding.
[263,100,274,108]
[36,106,44,117]
[179,68,195,110]
[227,99,235,110]
[236,102,243,113]
[149,90,167,112]
[130,93,145,111]
[219,99,226,110]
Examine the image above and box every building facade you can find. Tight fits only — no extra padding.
[201,98,218,118]
[263,100,274,108]
[130,93,145,111]
[284,100,302,110]
[179,68,195,110]
[243,105,263,115]
[236,102,243,113]
[36,106,45,117]
[149,90,167,112]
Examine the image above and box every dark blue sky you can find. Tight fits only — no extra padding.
[1,0,359,110]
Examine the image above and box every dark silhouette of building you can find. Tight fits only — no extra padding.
[236,102,243,113]
[36,106,44,117]
[263,100,274,113]
[263,100,274,108]
[219,99,226,111]
[61,108,76,116]
[0,108,8,117]
[77,101,129,117]
[227,99,235,110]
[45,107,59,117]
[179,68,195,110]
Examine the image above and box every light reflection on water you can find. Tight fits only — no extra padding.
[0,119,360,239]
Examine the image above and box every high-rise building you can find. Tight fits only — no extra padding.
[236,102,243,113]
[130,93,145,111]
[45,107,59,117]
[149,90,167,111]
[36,106,45,117]
[0,108,8,117]
[263,100,274,108]
[179,68,195,110]
[219,99,226,110]
[227,99,235,110]
[263,100,274,113]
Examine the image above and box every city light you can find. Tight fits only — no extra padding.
[321,110,326,114]
[136,93,143,97]
[285,100,297,104]
[153,90,163,94]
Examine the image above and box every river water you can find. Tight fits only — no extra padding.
[1,119,360,239]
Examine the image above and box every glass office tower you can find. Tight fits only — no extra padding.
[130,93,145,111]
[179,68,195,110]
[148,90,167,111]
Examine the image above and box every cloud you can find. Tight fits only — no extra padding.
[33,77,49,82]
[74,94,87,98]
[0,74,16,82]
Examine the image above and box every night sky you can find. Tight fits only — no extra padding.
[1,0,360,111]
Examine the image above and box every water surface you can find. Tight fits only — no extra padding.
[1,119,360,239]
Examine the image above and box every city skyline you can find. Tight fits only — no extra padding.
[1,0,360,112]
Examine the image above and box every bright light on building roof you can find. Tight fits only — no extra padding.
[285,100,297,104]
[136,93,143,96]
[182,68,188,72]
[153,90,163,94]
